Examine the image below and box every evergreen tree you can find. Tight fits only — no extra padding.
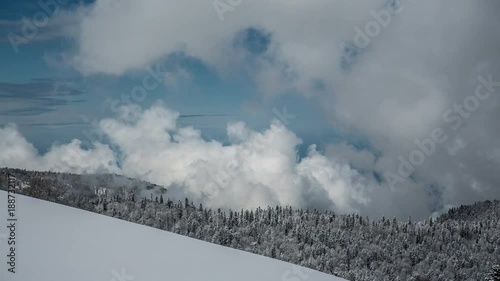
[488,265,500,281]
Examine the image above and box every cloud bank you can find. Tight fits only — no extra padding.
[0,103,382,215]
[3,96,499,219]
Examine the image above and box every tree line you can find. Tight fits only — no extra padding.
[1,168,499,281]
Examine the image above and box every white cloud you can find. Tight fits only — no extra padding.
[0,124,119,174]
[0,103,378,214]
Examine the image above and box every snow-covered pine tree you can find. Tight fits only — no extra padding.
[488,265,500,281]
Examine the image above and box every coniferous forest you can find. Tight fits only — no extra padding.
[1,168,499,281]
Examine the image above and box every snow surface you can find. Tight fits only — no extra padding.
[0,191,346,281]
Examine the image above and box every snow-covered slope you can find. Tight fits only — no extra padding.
[0,191,346,281]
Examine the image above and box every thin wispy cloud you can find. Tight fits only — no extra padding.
[0,78,85,116]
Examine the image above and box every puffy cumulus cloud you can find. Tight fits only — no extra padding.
[42,140,120,174]
[0,124,119,174]
[0,103,377,214]
[0,124,39,168]
[98,103,377,212]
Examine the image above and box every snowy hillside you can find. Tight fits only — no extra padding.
[0,191,346,281]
